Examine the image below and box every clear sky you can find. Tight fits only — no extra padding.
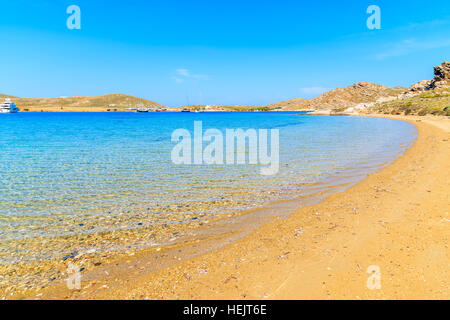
[0,0,449,107]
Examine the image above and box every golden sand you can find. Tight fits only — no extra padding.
[31,115,450,300]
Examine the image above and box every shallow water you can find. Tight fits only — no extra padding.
[0,112,416,263]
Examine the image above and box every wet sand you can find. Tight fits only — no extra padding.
[22,115,450,299]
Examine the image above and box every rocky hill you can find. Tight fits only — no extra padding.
[266,61,450,117]
[368,62,450,116]
[1,94,165,112]
[265,82,405,112]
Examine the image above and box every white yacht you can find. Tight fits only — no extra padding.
[0,99,19,113]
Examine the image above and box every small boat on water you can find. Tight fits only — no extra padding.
[136,108,150,113]
[0,99,19,113]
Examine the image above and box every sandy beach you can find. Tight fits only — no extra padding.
[3,0,449,306]
[23,114,447,300]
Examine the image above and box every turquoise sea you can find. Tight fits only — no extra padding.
[0,112,417,263]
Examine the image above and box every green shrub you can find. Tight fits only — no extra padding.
[430,109,440,115]
[418,109,427,116]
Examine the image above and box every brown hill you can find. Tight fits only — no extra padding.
[266,82,405,111]
[4,94,165,112]
[0,94,17,99]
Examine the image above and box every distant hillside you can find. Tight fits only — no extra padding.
[264,98,307,110]
[3,94,165,111]
[0,94,17,99]
[172,82,406,112]
[175,104,277,112]
[266,82,405,111]
[4,61,448,116]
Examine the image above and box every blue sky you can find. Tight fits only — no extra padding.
[0,0,449,107]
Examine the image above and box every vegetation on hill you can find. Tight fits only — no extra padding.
[5,94,165,111]
[224,105,280,111]
[176,104,282,112]
[0,94,17,99]
[368,88,450,116]
[368,62,450,116]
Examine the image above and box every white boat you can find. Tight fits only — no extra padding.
[0,99,19,113]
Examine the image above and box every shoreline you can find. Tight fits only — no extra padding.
[11,114,450,299]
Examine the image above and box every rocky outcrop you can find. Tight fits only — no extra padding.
[429,61,450,89]
[409,61,450,93]
[409,80,432,92]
